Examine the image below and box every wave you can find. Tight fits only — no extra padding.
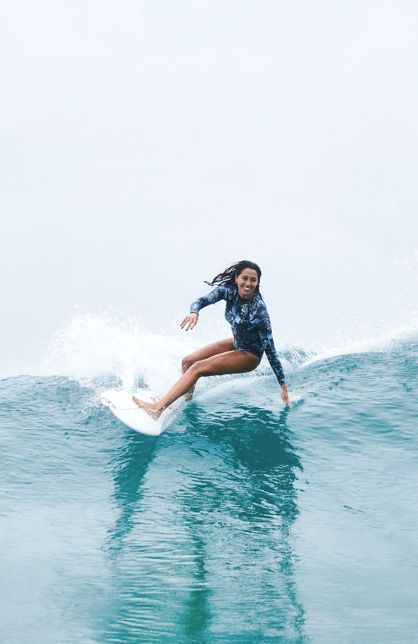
[33,312,418,389]
[3,335,416,438]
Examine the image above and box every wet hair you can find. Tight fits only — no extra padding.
[204,260,262,292]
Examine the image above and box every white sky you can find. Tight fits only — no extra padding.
[1,1,418,374]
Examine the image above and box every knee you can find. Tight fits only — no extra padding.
[188,360,204,376]
[181,356,193,372]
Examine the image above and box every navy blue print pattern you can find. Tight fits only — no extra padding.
[190,284,285,385]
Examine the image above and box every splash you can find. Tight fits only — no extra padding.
[39,312,195,393]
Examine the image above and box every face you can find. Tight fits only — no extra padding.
[235,268,259,299]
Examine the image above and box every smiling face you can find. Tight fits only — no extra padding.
[234,267,259,299]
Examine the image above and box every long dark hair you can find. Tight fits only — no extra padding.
[204,260,262,293]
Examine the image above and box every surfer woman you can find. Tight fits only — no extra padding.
[133,260,289,418]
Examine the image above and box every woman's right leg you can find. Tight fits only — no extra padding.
[181,338,234,400]
[133,347,259,418]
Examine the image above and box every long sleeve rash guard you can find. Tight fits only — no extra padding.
[190,284,285,385]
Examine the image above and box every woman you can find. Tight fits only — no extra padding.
[133,260,290,418]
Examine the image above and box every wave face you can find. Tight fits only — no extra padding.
[1,327,417,642]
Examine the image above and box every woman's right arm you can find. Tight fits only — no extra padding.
[181,312,199,331]
[181,285,228,331]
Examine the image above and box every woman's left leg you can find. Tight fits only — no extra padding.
[133,350,259,419]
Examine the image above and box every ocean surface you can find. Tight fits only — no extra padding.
[1,321,417,643]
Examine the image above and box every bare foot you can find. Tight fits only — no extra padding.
[132,396,163,420]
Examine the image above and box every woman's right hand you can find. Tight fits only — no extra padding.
[180,312,199,331]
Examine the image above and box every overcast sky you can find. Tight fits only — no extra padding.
[1,1,418,374]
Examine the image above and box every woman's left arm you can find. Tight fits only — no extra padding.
[258,309,290,407]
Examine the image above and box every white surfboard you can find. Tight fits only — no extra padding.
[100,388,164,436]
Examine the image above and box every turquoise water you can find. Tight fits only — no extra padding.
[1,337,417,643]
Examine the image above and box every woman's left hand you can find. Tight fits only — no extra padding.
[281,384,291,407]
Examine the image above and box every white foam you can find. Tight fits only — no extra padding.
[38,312,198,393]
[303,323,418,368]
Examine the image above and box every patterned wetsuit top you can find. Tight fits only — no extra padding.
[190,284,285,385]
